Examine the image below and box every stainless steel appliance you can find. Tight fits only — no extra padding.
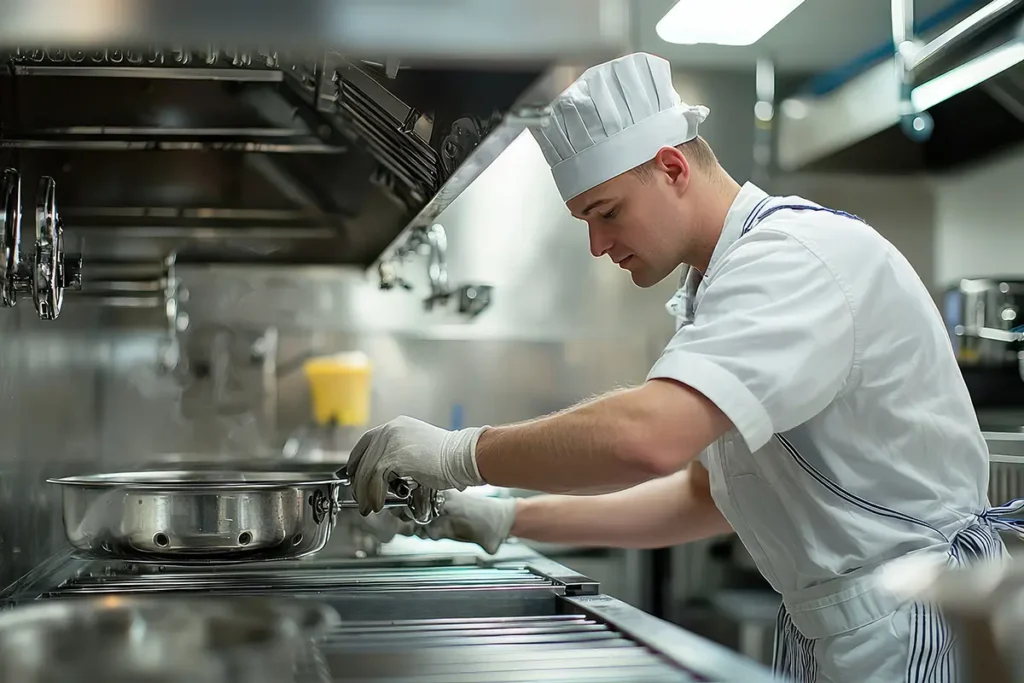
[943,277,1024,405]
[944,277,1024,369]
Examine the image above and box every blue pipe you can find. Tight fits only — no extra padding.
[798,0,987,96]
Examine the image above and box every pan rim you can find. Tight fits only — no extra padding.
[46,470,342,490]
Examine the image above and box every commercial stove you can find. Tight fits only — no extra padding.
[3,539,773,682]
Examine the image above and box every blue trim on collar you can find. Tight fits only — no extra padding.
[741,203,866,237]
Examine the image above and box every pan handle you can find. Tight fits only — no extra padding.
[335,470,444,525]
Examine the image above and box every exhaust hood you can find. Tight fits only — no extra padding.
[777,0,1024,173]
[0,1,631,269]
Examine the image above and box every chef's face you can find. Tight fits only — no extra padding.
[566,147,695,288]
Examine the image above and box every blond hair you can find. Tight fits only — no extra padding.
[633,135,719,181]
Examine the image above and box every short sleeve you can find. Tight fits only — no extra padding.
[647,230,856,452]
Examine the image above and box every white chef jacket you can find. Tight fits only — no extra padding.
[648,182,1006,682]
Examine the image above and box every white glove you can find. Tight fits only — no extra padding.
[347,416,488,515]
[395,490,517,555]
[357,510,411,543]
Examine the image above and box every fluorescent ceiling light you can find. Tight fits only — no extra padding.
[656,0,805,46]
[911,41,1024,111]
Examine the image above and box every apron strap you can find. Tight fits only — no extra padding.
[981,498,1024,536]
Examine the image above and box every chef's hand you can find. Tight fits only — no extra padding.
[394,490,517,555]
[347,416,488,515]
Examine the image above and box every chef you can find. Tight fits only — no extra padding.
[348,52,1019,681]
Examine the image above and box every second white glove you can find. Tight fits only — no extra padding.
[400,490,517,555]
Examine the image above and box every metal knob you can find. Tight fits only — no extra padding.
[0,170,83,320]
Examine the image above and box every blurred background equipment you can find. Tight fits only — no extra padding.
[304,352,373,428]
[281,350,374,462]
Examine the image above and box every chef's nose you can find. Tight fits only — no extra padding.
[588,223,612,259]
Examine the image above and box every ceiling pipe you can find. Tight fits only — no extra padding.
[752,57,775,188]
[893,0,936,140]
[907,0,1024,74]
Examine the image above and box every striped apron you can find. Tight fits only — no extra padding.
[680,200,1018,682]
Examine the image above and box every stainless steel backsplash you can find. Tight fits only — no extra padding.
[0,264,672,592]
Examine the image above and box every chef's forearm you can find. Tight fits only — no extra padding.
[475,387,661,493]
[510,464,732,549]
[474,380,728,494]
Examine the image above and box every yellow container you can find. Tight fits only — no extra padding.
[302,352,373,426]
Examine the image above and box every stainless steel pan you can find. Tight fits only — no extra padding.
[47,468,444,563]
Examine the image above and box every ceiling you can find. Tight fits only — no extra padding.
[635,0,971,73]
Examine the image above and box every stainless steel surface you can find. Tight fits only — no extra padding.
[46,566,557,596]
[751,58,775,187]
[0,318,668,589]
[8,545,774,682]
[906,0,1024,75]
[567,594,779,683]
[378,222,493,316]
[48,468,441,562]
[511,556,600,596]
[12,66,286,82]
[370,66,578,272]
[0,595,335,683]
[0,25,620,283]
[943,277,1024,375]
[0,169,23,307]
[0,1,633,60]
[892,0,937,142]
[778,7,1024,173]
[0,169,82,319]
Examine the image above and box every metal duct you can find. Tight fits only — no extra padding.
[777,0,1024,173]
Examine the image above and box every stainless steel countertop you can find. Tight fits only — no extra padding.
[5,536,775,683]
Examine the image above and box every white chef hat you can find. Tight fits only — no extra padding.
[530,52,710,203]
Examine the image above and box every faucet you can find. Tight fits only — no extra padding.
[382,223,452,311]
[378,223,492,317]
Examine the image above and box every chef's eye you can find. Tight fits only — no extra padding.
[601,208,618,220]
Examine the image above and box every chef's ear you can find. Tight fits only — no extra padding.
[651,145,690,191]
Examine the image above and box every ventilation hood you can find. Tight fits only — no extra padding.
[777,0,1024,173]
[0,1,631,268]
